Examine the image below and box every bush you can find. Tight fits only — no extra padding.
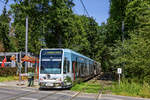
[0,67,17,77]
[139,83,150,98]
[0,67,35,77]
[144,75,150,85]
[111,80,141,96]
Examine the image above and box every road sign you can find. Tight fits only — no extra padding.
[117,68,122,74]
[117,68,122,85]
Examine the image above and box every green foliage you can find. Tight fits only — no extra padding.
[109,0,150,83]
[0,23,10,51]
[9,0,104,62]
[110,34,150,81]
[109,0,129,41]
[0,12,12,52]
[110,0,128,20]
[0,1,17,52]
[0,41,4,52]
[0,0,104,67]
[125,0,150,33]
[99,0,130,72]
[10,0,46,54]
[139,83,150,98]
[45,0,75,48]
[111,81,141,96]
[64,15,104,61]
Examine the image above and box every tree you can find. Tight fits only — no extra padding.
[10,0,49,54]
[110,0,150,83]
[0,0,15,52]
[109,0,129,42]
[45,0,75,48]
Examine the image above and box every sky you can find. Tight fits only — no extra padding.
[0,0,110,25]
[0,0,14,12]
[73,0,110,25]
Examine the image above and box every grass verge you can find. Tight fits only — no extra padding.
[0,76,19,82]
[71,80,102,93]
[71,79,150,98]
[103,80,150,98]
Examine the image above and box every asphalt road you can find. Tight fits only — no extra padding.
[0,87,150,100]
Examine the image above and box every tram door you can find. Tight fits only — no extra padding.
[63,52,71,79]
[71,54,78,81]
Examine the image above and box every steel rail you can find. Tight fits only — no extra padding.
[38,91,59,100]
[8,90,39,100]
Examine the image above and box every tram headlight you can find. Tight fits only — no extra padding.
[55,83,61,87]
[47,75,51,79]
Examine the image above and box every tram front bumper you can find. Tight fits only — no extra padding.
[39,81,64,88]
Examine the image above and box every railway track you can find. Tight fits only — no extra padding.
[38,91,59,100]
[8,89,40,100]
[94,75,104,100]
[2,75,105,100]
[70,91,82,100]
[69,75,104,100]
[2,86,103,100]
[1,75,149,100]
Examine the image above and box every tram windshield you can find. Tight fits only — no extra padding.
[40,50,62,74]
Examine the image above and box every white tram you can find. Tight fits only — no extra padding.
[39,49,101,88]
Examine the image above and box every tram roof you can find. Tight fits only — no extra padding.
[41,48,94,62]
[64,49,94,61]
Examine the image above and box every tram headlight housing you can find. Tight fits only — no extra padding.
[56,78,62,82]
[40,78,44,81]
[40,77,44,81]
[55,83,61,87]
[47,75,51,79]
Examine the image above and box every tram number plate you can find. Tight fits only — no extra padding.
[47,83,53,86]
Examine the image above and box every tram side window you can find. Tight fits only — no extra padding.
[87,61,89,76]
[89,64,92,74]
[81,63,84,76]
[67,60,70,73]
[92,64,94,74]
[63,57,70,74]
[63,58,66,74]
[84,62,87,76]
[77,62,80,77]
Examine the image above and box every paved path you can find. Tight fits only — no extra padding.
[0,87,150,100]
[0,80,39,88]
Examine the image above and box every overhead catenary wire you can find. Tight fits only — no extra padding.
[0,0,9,7]
[79,0,90,17]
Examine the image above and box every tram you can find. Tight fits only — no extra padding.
[39,49,101,88]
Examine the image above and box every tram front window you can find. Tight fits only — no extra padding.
[40,50,62,74]
[41,61,61,74]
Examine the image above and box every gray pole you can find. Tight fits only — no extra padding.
[119,74,120,85]
[19,52,22,82]
[122,21,124,42]
[122,21,125,78]
[20,51,22,63]
[9,22,11,34]
[25,16,28,73]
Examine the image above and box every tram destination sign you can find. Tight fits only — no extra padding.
[42,50,62,55]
